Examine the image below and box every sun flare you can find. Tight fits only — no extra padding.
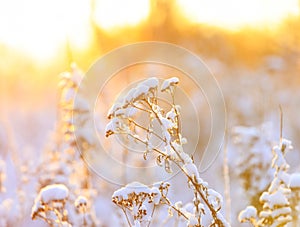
[0,0,299,62]
[0,0,92,62]
[0,0,150,62]
[177,0,299,30]
[93,0,150,30]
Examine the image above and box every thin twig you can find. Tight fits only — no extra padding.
[131,103,152,113]
[162,196,189,220]
[128,118,165,142]
[121,206,132,227]
[147,205,157,227]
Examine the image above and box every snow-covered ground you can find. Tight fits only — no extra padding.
[1,57,300,226]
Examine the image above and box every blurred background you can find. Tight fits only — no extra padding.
[1,0,300,157]
[1,0,300,226]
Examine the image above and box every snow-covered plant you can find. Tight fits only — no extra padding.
[239,138,293,226]
[106,77,229,226]
[238,206,258,226]
[31,184,71,226]
[289,173,300,226]
[112,181,164,226]
[58,63,96,153]
[32,184,97,227]
[232,125,273,209]
[32,64,99,226]
[74,195,96,227]
[37,64,87,188]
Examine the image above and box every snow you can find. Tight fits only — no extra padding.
[208,189,222,202]
[151,187,161,205]
[260,187,289,209]
[31,199,44,219]
[112,181,151,199]
[217,212,231,227]
[280,138,293,151]
[183,163,199,179]
[112,181,163,206]
[207,189,223,211]
[183,202,194,214]
[70,63,84,86]
[59,64,83,87]
[289,173,300,189]
[75,196,87,208]
[171,141,183,153]
[105,118,118,136]
[133,220,141,227]
[161,77,179,92]
[174,201,183,209]
[73,96,89,112]
[134,84,149,99]
[160,117,173,130]
[187,215,198,226]
[273,215,292,227]
[143,77,159,89]
[232,126,259,144]
[62,88,76,102]
[39,184,69,204]
[271,207,292,219]
[125,107,138,117]
[0,199,14,217]
[152,181,170,189]
[75,126,95,145]
[272,146,289,169]
[181,137,187,144]
[107,102,122,119]
[9,65,300,227]
[113,78,158,109]
[166,109,176,121]
[124,87,137,104]
[238,206,257,222]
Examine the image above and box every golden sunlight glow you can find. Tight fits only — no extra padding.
[94,0,150,30]
[0,0,92,62]
[177,0,300,29]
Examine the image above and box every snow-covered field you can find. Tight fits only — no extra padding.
[1,55,300,226]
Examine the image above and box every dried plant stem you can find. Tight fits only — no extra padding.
[108,78,229,226]
[118,129,224,225]
[147,205,157,227]
[121,206,132,227]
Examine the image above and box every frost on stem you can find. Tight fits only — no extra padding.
[107,77,230,226]
[239,138,294,227]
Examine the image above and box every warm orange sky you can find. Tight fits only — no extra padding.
[177,0,299,29]
[0,0,299,62]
